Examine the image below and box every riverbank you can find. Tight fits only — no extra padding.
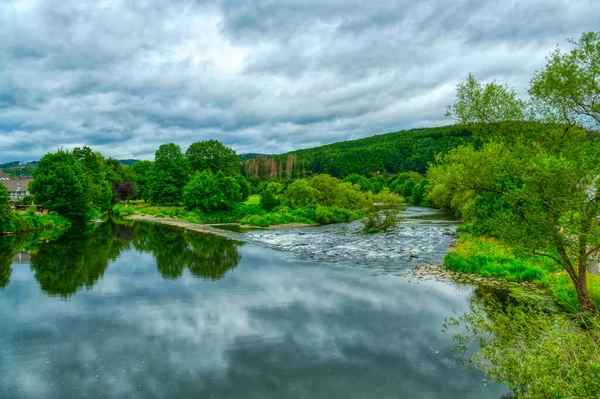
[414,234,600,313]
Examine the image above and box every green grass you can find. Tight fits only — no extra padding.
[240,206,315,227]
[445,235,600,312]
[14,210,71,232]
[127,202,264,224]
[445,236,559,285]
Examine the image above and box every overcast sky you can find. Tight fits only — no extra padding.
[1,0,598,161]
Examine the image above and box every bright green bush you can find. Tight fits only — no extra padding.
[111,204,136,218]
[240,207,315,227]
[314,205,359,224]
[259,189,280,210]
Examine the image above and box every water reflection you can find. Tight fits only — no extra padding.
[133,223,242,280]
[0,222,509,398]
[5,222,243,297]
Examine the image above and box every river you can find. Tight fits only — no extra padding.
[0,207,509,398]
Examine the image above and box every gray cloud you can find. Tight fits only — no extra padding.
[0,0,598,161]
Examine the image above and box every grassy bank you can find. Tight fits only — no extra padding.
[113,200,363,228]
[2,208,71,235]
[445,234,600,312]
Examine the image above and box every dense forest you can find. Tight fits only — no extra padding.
[243,124,478,179]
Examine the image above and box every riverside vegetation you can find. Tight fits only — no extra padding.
[1,30,599,399]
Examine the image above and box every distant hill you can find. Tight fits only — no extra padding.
[118,159,139,166]
[242,124,479,179]
[238,153,271,162]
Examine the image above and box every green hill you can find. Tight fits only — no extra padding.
[242,124,479,179]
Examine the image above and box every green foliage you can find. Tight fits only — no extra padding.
[282,179,320,208]
[148,143,191,206]
[446,73,526,124]
[72,146,112,212]
[259,189,280,211]
[550,273,600,312]
[183,171,240,212]
[235,174,251,201]
[445,236,558,284]
[131,160,153,202]
[0,184,14,233]
[445,299,600,398]
[362,189,404,232]
[314,205,360,224]
[244,194,260,205]
[30,150,88,220]
[343,173,373,192]
[428,129,600,312]
[240,207,316,227]
[111,204,136,218]
[530,31,600,127]
[186,139,240,175]
[243,124,477,177]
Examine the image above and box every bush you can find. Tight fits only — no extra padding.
[111,204,136,218]
[259,189,280,211]
[183,170,241,212]
[241,207,315,227]
[315,205,358,224]
[446,299,600,398]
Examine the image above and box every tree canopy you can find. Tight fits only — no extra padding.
[30,150,88,220]
[148,143,190,206]
[186,139,240,175]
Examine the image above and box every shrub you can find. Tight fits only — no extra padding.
[315,205,358,224]
[259,189,280,211]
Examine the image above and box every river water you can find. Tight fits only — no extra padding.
[0,207,509,398]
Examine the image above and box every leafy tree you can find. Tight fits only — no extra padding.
[0,184,15,233]
[282,179,320,208]
[148,144,190,206]
[216,171,242,208]
[344,173,373,192]
[183,171,221,212]
[259,189,280,211]
[113,181,135,201]
[132,160,153,202]
[428,132,600,313]
[446,73,526,124]
[186,139,240,175]
[266,181,284,194]
[310,174,340,205]
[30,150,88,220]
[183,171,240,212]
[362,189,404,232]
[235,174,251,201]
[530,31,600,127]
[72,146,112,213]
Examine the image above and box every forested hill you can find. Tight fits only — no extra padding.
[242,124,478,179]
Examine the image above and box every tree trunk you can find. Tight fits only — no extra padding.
[573,269,598,313]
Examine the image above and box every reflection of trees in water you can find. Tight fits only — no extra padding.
[30,223,132,298]
[133,223,242,280]
[0,235,28,289]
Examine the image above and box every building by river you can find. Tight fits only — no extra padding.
[0,170,32,201]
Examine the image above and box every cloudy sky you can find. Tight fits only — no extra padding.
[1,0,598,161]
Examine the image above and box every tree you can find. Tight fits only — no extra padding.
[113,181,135,201]
[530,31,600,127]
[282,179,320,209]
[185,140,240,175]
[0,184,15,233]
[183,171,240,212]
[259,189,280,211]
[72,146,112,213]
[148,144,190,206]
[132,160,153,202]
[446,73,526,124]
[30,150,88,220]
[235,174,251,202]
[362,189,404,232]
[428,132,600,313]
